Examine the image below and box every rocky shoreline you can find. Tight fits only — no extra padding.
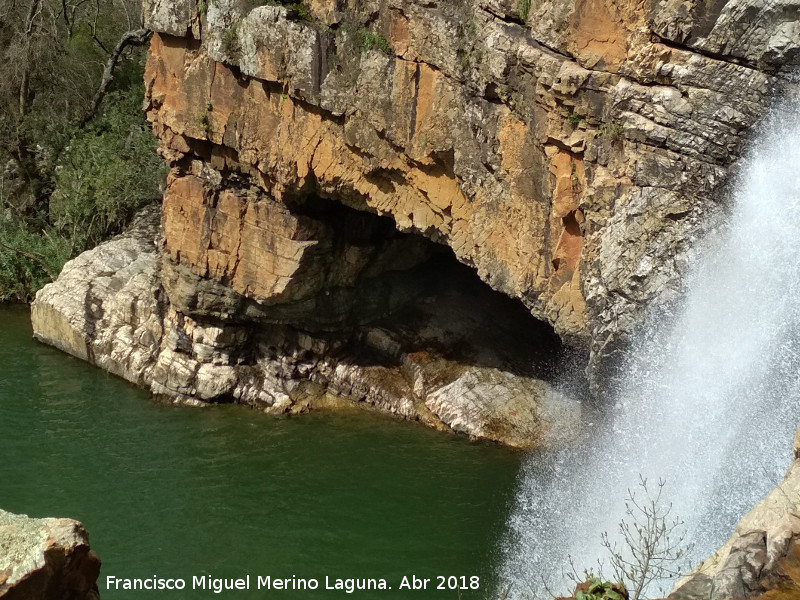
[23,0,800,595]
[32,206,581,448]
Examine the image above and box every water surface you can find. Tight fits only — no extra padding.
[0,305,521,598]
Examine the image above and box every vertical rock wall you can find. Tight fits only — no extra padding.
[141,0,800,386]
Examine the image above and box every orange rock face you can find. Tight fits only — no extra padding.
[162,173,319,302]
[142,0,793,381]
[145,31,590,344]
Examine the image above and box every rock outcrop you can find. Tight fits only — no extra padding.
[33,206,580,448]
[671,430,800,600]
[0,509,100,600]
[31,0,800,446]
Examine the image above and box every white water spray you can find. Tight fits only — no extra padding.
[500,93,800,598]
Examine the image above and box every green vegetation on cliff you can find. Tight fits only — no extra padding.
[0,0,165,302]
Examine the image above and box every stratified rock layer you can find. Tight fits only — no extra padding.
[140,0,800,390]
[33,207,580,448]
[0,509,100,600]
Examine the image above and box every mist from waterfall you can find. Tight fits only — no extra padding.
[500,93,800,598]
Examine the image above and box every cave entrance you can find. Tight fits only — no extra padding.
[286,195,565,381]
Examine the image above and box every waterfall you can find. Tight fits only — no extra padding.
[500,94,800,598]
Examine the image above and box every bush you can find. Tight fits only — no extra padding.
[0,0,163,302]
[600,123,625,141]
[49,82,165,254]
[0,67,165,301]
[359,29,393,55]
[576,577,627,600]
[0,222,72,302]
[565,109,585,130]
[222,23,240,56]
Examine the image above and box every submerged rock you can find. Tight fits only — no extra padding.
[0,509,100,600]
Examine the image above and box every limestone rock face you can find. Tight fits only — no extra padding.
[32,206,164,387]
[0,509,100,600]
[140,0,800,390]
[648,0,800,68]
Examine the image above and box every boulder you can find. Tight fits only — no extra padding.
[0,509,100,600]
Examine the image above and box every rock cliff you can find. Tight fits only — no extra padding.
[0,509,101,600]
[140,0,800,391]
[32,205,580,447]
[31,0,800,447]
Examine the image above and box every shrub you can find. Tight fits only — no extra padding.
[359,29,393,55]
[565,109,585,130]
[0,2,164,301]
[600,122,625,141]
[48,83,165,256]
[576,577,627,600]
[518,0,531,21]
[0,222,72,302]
[222,23,239,56]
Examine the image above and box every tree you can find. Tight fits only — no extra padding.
[600,477,694,600]
[1,0,150,200]
[0,0,165,301]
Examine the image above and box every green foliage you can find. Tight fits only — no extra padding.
[199,102,212,132]
[575,578,626,600]
[287,2,312,21]
[222,22,239,55]
[48,84,165,255]
[600,122,625,141]
[358,29,393,55]
[325,23,393,89]
[0,73,164,301]
[565,108,585,130]
[0,0,163,302]
[199,0,207,16]
[0,223,72,302]
[518,0,531,21]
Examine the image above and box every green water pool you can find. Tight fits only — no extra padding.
[0,305,522,599]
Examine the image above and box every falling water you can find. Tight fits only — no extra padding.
[500,92,800,598]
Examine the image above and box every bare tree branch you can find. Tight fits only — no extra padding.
[80,26,151,126]
[19,0,43,119]
[600,476,693,600]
